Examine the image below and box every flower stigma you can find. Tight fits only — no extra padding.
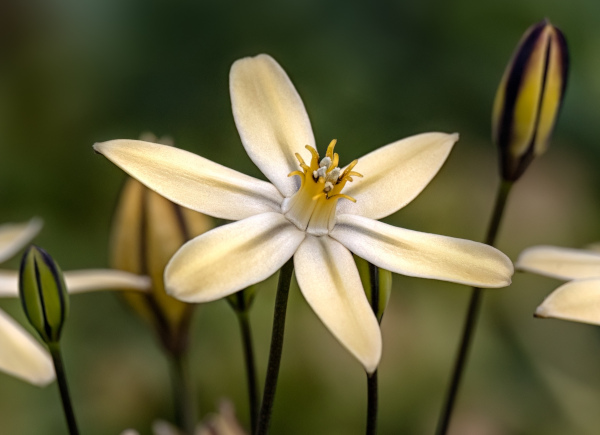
[281,139,362,236]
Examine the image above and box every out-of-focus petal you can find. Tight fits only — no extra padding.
[0,269,150,297]
[336,133,457,219]
[294,235,381,373]
[166,213,305,303]
[0,218,43,263]
[0,310,54,386]
[535,279,600,325]
[231,54,315,198]
[94,140,283,221]
[517,245,600,281]
[331,215,513,288]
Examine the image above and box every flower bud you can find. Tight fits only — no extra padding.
[354,255,391,323]
[226,286,256,313]
[111,177,213,354]
[19,246,69,344]
[492,19,569,181]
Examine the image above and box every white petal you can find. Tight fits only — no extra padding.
[294,236,382,373]
[231,54,315,198]
[63,270,151,294]
[337,133,458,219]
[166,212,305,302]
[0,271,18,297]
[0,218,43,263]
[0,310,54,386]
[0,269,150,297]
[331,215,513,288]
[535,279,600,325]
[94,140,284,221]
[517,246,600,281]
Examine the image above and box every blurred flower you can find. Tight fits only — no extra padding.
[95,54,513,373]
[0,218,150,386]
[121,401,246,435]
[492,19,569,181]
[517,245,600,324]
[110,175,213,354]
[19,245,69,344]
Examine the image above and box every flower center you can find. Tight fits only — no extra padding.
[281,139,362,236]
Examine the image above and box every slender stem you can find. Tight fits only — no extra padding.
[169,350,196,435]
[236,308,260,433]
[255,258,294,435]
[48,342,80,435]
[366,262,381,435]
[435,180,513,435]
[366,371,378,435]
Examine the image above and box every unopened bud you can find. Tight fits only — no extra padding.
[492,19,569,181]
[19,246,69,343]
[111,177,213,353]
[354,255,391,323]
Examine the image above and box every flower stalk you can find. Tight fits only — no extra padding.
[228,288,259,433]
[435,180,514,435]
[256,258,294,435]
[48,341,80,435]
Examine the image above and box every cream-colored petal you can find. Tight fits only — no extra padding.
[294,236,382,373]
[63,270,151,294]
[0,218,43,263]
[0,310,54,386]
[94,140,284,221]
[0,269,150,297]
[535,279,600,325]
[337,133,458,219]
[517,245,600,281]
[166,212,305,302]
[231,54,315,198]
[331,215,513,288]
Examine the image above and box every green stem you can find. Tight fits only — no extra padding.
[366,262,380,435]
[435,180,513,435]
[236,308,260,433]
[48,342,80,435]
[255,258,295,435]
[169,351,196,435]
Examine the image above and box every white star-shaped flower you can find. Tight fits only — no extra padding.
[517,245,600,325]
[95,54,513,372]
[0,218,150,385]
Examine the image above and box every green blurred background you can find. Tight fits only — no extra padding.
[2,0,600,434]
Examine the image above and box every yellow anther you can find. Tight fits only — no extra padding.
[330,153,339,171]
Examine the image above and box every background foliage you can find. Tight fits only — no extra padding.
[2,0,600,433]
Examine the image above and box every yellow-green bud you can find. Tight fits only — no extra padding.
[226,286,257,313]
[354,255,391,323]
[111,177,213,354]
[19,246,69,344]
[492,19,569,181]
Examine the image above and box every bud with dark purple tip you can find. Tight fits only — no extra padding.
[19,246,69,344]
[492,19,569,181]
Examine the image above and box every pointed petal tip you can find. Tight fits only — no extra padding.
[534,305,550,318]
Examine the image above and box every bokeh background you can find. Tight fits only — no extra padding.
[2,0,600,434]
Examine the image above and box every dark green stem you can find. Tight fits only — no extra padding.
[169,351,196,435]
[366,371,378,435]
[435,180,513,435]
[48,342,80,435]
[236,307,260,433]
[255,258,295,435]
[366,262,381,435]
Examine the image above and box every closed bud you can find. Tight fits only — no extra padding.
[226,286,256,313]
[492,19,569,181]
[111,177,213,354]
[19,246,69,344]
[354,255,391,323]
